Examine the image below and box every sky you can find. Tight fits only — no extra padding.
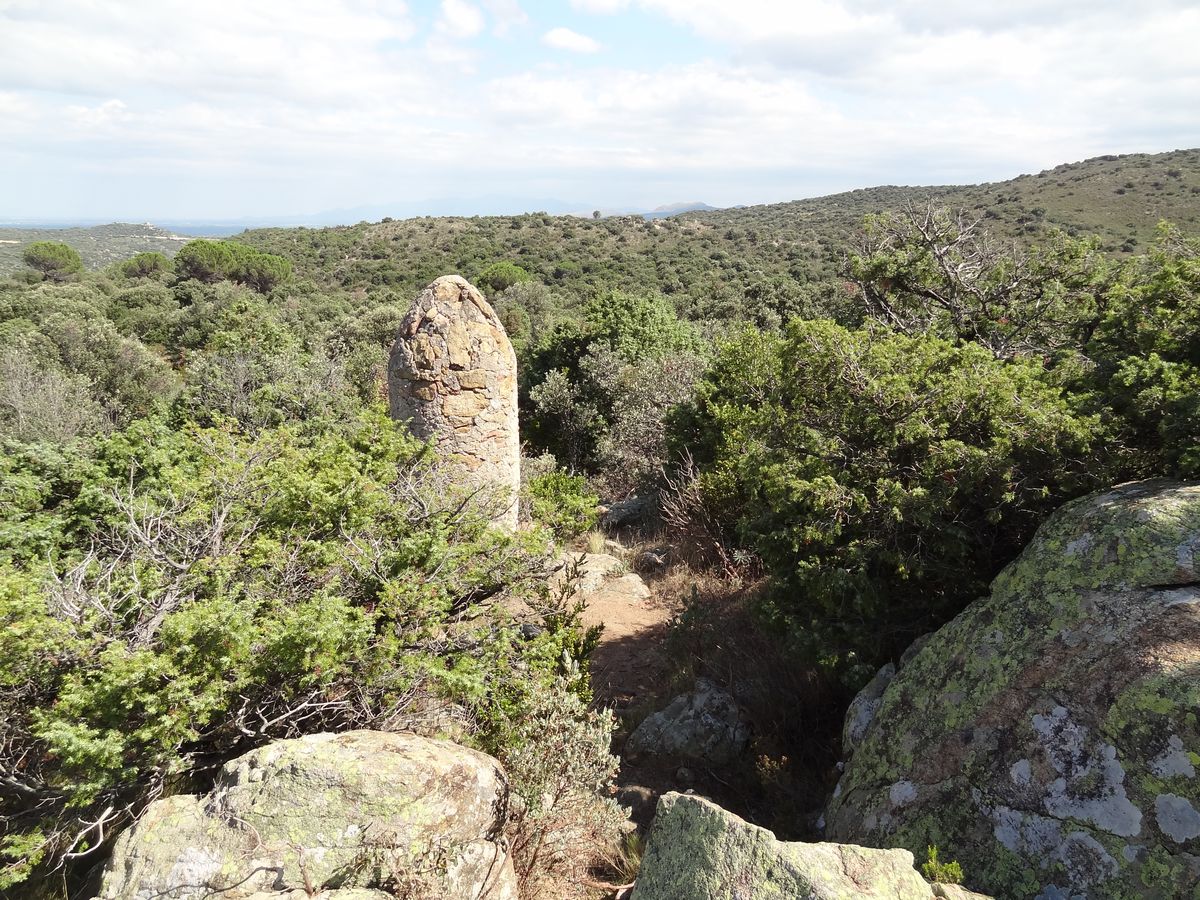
[1,0,1199,221]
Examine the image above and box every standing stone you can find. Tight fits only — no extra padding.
[389,275,520,530]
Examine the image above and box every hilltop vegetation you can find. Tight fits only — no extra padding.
[0,149,1199,897]
[0,223,191,274]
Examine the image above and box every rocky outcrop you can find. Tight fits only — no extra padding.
[388,275,520,531]
[632,792,933,899]
[625,679,749,765]
[825,480,1200,899]
[96,731,518,900]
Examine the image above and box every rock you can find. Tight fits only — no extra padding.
[824,480,1200,899]
[96,730,518,900]
[560,552,626,594]
[932,885,996,900]
[625,679,749,765]
[841,662,895,760]
[631,792,933,900]
[388,275,520,531]
[601,494,652,527]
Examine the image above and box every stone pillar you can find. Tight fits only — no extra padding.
[388,275,520,531]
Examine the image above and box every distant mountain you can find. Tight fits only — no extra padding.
[686,149,1200,253]
[0,222,197,274]
[643,202,719,219]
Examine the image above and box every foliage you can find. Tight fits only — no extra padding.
[521,291,706,486]
[118,252,172,280]
[172,238,234,283]
[847,205,1116,359]
[673,319,1100,671]
[0,411,592,890]
[503,678,627,899]
[174,239,291,292]
[1086,225,1200,477]
[921,845,964,884]
[477,260,533,294]
[525,468,599,539]
[22,242,83,282]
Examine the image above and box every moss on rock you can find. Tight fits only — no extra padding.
[825,480,1200,899]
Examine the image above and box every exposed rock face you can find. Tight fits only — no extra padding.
[825,480,1200,899]
[96,731,518,900]
[388,275,520,531]
[632,792,933,900]
[625,679,749,765]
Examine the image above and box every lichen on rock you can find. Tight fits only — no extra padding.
[824,480,1200,899]
[388,275,520,531]
[631,792,934,900]
[95,731,518,900]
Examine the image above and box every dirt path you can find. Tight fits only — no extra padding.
[579,566,678,712]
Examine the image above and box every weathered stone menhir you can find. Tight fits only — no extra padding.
[388,275,520,530]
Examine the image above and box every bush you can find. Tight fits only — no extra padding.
[673,319,1100,673]
[0,411,591,891]
[503,679,627,899]
[22,242,84,282]
[921,845,964,884]
[118,252,172,280]
[1086,225,1200,478]
[526,467,599,539]
[477,260,533,294]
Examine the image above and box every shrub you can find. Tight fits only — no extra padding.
[477,260,533,294]
[921,845,964,884]
[22,242,84,282]
[0,411,590,890]
[526,467,599,539]
[673,319,1100,673]
[503,679,627,899]
[1086,225,1200,478]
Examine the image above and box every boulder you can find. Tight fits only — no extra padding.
[625,679,749,765]
[825,480,1200,899]
[631,792,933,900]
[388,275,520,531]
[96,731,518,900]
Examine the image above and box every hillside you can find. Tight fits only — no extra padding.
[0,223,194,274]
[230,149,1200,310]
[693,148,1200,253]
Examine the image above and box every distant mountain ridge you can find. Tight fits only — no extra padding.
[3,149,1197,276]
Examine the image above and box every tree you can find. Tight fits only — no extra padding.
[173,239,234,283]
[22,241,83,282]
[477,260,532,294]
[119,251,172,279]
[847,205,1115,359]
[227,243,292,293]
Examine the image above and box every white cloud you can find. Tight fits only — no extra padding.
[435,0,485,38]
[542,26,602,53]
[569,0,630,12]
[481,0,528,35]
[0,0,1196,218]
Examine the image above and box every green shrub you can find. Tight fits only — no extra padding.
[0,411,590,890]
[22,242,84,282]
[1086,225,1200,478]
[673,319,1100,672]
[921,845,964,884]
[527,468,599,539]
[477,260,532,294]
[503,678,627,899]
